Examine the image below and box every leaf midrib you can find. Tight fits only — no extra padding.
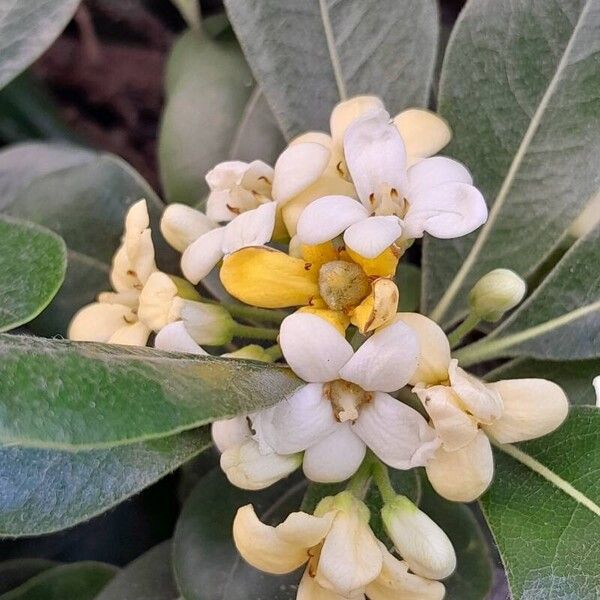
[430,0,594,323]
[318,0,347,101]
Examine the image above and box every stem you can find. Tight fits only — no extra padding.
[264,344,283,361]
[346,456,374,499]
[371,460,396,503]
[221,302,288,325]
[447,312,481,349]
[231,323,280,342]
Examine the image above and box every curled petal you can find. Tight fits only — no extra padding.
[354,392,439,469]
[407,156,472,199]
[393,109,451,165]
[350,278,399,334]
[297,568,356,600]
[426,431,494,502]
[181,227,225,284]
[343,216,402,259]
[484,379,569,443]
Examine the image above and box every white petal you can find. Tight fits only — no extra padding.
[68,302,136,343]
[396,313,451,386]
[298,568,355,600]
[404,182,488,240]
[343,216,402,259]
[241,160,275,195]
[330,96,385,148]
[137,272,179,331]
[205,160,248,190]
[303,424,366,483]
[180,227,225,284]
[296,195,369,245]
[425,431,494,502]
[212,416,251,452]
[279,312,354,382]
[160,203,216,252]
[484,379,569,443]
[339,320,418,392]
[407,156,472,199]
[154,321,207,354]
[354,392,439,469]
[393,109,451,165]
[180,300,234,345]
[205,189,238,223]
[448,360,503,424]
[108,321,151,346]
[366,543,446,600]
[123,200,156,286]
[317,506,382,596]
[272,142,330,205]
[252,383,338,454]
[221,439,301,491]
[232,504,309,574]
[343,109,407,208]
[291,131,332,148]
[221,202,276,255]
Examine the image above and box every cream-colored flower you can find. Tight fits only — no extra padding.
[398,312,569,502]
[160,203,216,252]
[252,312,438,483]
[68,199,157,346]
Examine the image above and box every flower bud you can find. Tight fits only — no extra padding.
[223,345,275,362]
[160,203,216,252]
[220,439,301,490]
[381,495,456,580]
[468,268,526,322]
[180,300,235,345]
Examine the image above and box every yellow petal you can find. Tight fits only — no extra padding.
[301,242,339,269]
[350,278,399,333]
[345,246,399,278]
[393,109,451,165]
[232,505,309,574]
[297,307,350,336]
[220,247,320,308]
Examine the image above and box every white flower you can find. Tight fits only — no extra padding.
[160,203,216,252]
[68,199,156,346]
[233,492,446,599]
[252,312,438,483]
[297,108,487,260]
[398,312,569,502]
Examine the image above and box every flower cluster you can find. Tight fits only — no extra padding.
[68,96,569,599]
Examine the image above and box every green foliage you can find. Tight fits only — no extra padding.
[0,561,57,596]
[223,0,440,139]
[0,0,82,90]
[424,0,600,327]
[481,407,600,599]
[0,216,66,332]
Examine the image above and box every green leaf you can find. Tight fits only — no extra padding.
[417,475,492,600]
[223,0,439,139]
[173,468,305,600]
[454,226,600,365]
[6,153,176,336]
[0,561,58,595]
[0,429,210,536]
[0,216,66,332]
[0,0,82,90]
[396,263,421,312]
[0,334,301,450]
[0,142,95,212]
[158,30,254,205]
[481,406,600,599]
[485,357,600,406]
[0,563,117,600]
[95,541,178,600]
[424,0,600,327]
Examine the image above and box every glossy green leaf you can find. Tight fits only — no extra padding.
[482,407,600,599]
[0,429,210,536]
[417,476,492,600]
[6,153,176,335]
[0,334,301,450]
[455,226,600,365]
[173,468,305,600]
[0,561,58,595]
[424,0,600,327]
[95,541,178,600]
[0,216,66,332]
[158,29,254,206]
[223,0,439,139]
[485,357,600,406]
[0,563,117,600]
[0,0,82,90]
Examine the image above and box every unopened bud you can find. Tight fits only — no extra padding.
[381,495,456,580]
[469,268,526,322]
[180,300,235,345]
[160,203,216,252]
[220,439,301,490]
